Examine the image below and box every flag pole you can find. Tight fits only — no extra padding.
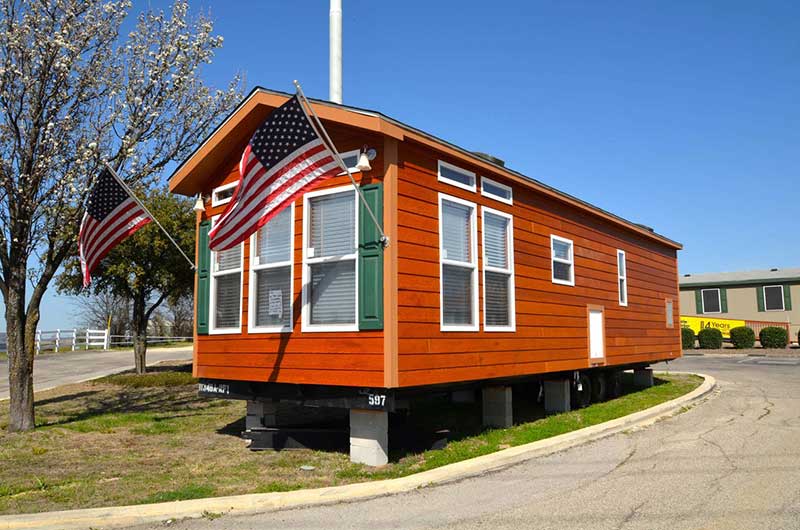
[101,161,196,270]
[293,80,389,248]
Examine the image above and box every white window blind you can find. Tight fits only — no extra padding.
[440,195,477,330]
[551,236,574,286]
[483,209,514,330]
[251,206,293,331]
[210,216,242,333]
[303,188,357,330]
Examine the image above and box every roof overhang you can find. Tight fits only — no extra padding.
[169,87,682,250]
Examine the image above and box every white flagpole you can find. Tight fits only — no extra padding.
[293,80,389,247]
[101,161,196,270]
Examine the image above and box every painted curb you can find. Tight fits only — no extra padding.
[0,372,716,530]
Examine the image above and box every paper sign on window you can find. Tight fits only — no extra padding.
[268,289,283,318]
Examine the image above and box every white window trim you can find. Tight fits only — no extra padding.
[551,235,575,287]
[438,160,476,192]
[211,181,239,207]
[209,215,244,335]
[700,288,722,314]
[481,206,515,332]
[301,185,359,332]
[617,249,628,307]
[248,204,295,334]
[480,176,513,205]
[438,193,479,332]
[763,285,785,312]
[337,149,361,176]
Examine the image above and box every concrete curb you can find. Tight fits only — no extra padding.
[0,372,716,530]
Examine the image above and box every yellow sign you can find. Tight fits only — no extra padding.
[680,316,745,338]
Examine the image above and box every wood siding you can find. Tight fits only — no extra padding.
[194,124,385,387]
[395,141,681,387]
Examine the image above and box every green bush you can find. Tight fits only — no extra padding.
[729,326,755,349]
[697,328,723,349]
[759,326,788,349]
[681,327,696,350]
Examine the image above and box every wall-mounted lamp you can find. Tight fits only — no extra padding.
[356,145,377,172]
[192,194,206,213]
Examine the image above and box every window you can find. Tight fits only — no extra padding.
[665,299,674,328]
[551,235,575,286]
[480,176,513,205]
[302,187,358,331]
[438,160,476,192]
[439,194,478,330]
[338,149,360,174]
[701,288,721,314]
[212,181,238,207]
[763,285,785,311]
[617,250,628,306]
[249,205,294,332]
[209,216,243,333]
[482,207,515,331]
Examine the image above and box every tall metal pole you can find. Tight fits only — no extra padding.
[329,0,342,104]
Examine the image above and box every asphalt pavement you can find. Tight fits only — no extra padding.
[132,355,800,530]
[0,345,193,400]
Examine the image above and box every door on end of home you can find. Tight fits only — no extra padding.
[589,308,604,360]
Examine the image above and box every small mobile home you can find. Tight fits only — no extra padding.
[169,88,682,465]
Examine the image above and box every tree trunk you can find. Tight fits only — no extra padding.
[131,292,149,374]
[6,269,36,432]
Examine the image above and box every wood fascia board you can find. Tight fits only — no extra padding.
[382,137,399,388]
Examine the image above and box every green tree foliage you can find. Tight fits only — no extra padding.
[58,188,195,373]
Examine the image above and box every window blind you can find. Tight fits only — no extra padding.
[484,213,508,269]
[442,264,473,325]
[442,200,471,263]
[255,266,291,327]
[256,207,291,264]
[553,240,571,261]
[310,261,356,324]
[216,245,241,272]
[485,271,510,326]
[310,192,355,257]
[214,273,240,328]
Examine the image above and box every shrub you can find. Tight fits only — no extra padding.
[697,328,723,349]
[729,326,755,349]
[759,326,788,349]
[681,328,696,350]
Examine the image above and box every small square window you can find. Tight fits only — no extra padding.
[763,285,785,311]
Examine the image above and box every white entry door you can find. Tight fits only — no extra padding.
[589,308,605,360]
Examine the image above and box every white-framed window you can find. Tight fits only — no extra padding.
[338,149,360,175]
[211,181,239,207]
[665,299,674,328]
[482,206,515,331]
[480,176,513,205]
[302,186,358,332]
[209,215,243,334]
[701,288,721,314]
[439,193,478,331]
[763,285,785,311]
[617,249,628,306]
[438,160,476,192]
[248,205,294,333]
[551,235,575,286]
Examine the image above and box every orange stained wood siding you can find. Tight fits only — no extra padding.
[194,124,385,387]
[395,140,681,387]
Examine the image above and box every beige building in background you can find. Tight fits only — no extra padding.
[679,268,799,342]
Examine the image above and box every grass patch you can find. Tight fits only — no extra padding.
[0,369,700,515]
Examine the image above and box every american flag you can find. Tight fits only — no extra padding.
[79,168,151,287]
[208,95,341,251]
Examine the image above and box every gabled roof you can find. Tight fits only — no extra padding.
[679,268,800,288]
[169,87,682,250]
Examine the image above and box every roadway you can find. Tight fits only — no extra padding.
[140,355,800,530]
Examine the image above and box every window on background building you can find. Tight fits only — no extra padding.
[303,188,357,330]
[482,208,515,330]
[617,250,628,306]
[551,235,575,286]
[250,206,293,332]
[480,176,513,204]
[438,160,476,192]
[701,288,721,314]
[439,194,478,330]
[764,285,785,311]
[210,217,242,333]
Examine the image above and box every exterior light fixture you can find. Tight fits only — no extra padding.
[192,194,205,213]
[355,146,373,172]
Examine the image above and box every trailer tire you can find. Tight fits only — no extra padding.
[571,373,592,409]
[606,370,623,399]
[590,373,607,403]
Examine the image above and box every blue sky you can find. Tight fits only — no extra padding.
[3,0,799,331]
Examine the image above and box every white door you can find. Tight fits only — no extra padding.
[589,308,604,360]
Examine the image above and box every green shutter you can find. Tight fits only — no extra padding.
[784,284,792,311]
[695,290,703,313]
[196,220,211,334]
[358,183,384,330]
[720,288,728,313]
[756,286,765,312]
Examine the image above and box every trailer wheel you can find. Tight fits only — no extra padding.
[606,370,623,399]
[571,373,592,409]
[590,373,607,403]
